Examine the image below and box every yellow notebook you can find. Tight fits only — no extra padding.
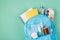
[20,8,38,23]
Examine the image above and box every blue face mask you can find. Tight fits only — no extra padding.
[24,14,57,40]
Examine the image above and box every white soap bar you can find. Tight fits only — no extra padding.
[38,26,41,32]
[37,24,41,32]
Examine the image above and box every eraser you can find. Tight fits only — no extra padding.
[20,8,38,23]
[31,32,38,39]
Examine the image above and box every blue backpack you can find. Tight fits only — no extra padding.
[24,14,57,40]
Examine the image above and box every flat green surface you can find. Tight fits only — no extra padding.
[0,0,60,40]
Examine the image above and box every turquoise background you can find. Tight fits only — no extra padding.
[0,0,60,40]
